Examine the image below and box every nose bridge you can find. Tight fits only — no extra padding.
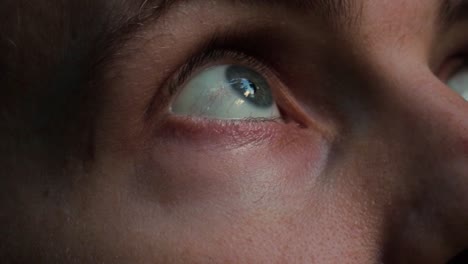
[311,2,468,257]
[325,0,443,138]
[370,54,468,158]
[354,25,468,173]
[353,29,468,260]
[379,73,468,262]
[345,0,468,155]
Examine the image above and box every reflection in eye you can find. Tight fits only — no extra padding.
[171,65,281,119]
[447,66,468,101]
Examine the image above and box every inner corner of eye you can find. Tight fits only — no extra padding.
[170,64,281,120]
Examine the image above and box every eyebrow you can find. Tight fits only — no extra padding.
[132,0,355,27]
[113,0,468,43]
[99,0,356,64]
[229,0,354,18]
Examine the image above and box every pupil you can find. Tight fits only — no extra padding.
[239,78,257,99]
[225,65,273,108]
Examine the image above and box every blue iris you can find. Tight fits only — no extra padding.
[226,65,273,108]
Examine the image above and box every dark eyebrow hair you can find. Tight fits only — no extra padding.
[132,0,466,29]
[100,0,468,67]
[97,0,357,71]
[233,0,354,18]
[129,0,356,30]
[99,0,468,53]
[439,0,468,27]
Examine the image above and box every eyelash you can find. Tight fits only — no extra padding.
[167,49,274,97]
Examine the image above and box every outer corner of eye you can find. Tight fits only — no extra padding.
[445,65,468,101]
[170,64,281,120]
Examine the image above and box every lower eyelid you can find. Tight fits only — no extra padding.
[153,114,293,149]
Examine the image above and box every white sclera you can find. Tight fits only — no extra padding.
[447,67,468,101]
[171,65,281,119]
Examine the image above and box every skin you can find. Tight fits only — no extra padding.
[1,0,468,263]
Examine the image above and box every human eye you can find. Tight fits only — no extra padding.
[169,50,284,122]
[172,64,281,120]
[152,47,332,145]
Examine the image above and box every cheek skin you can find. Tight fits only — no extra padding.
[135,118,330,209]
[77,120,343,263]
[105,118,333,262]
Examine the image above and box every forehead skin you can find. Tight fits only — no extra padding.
[1,0,468,263]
